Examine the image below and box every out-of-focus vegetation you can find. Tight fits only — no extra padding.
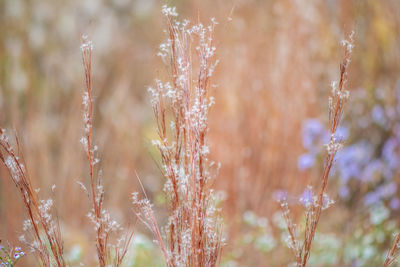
[1,0,400,266]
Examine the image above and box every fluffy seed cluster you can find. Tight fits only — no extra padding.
[133,6,223,267]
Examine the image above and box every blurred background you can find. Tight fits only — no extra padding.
[1,0,400,266]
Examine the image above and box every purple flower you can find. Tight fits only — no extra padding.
[396,79,400,114]
[361,160,383,182]
[338,185,350,199]
[297,153,315,170]
[371,105,386,126]
[334,126,349,141]
[376,182,397,199]
[299,187,313,207]
[390,198,400,210]
[364,191,380,206]
[396,124,400,141]
[336,142,372,183]
[364,182,397,206]
[302,119,328,151]
[382,138,400,169]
